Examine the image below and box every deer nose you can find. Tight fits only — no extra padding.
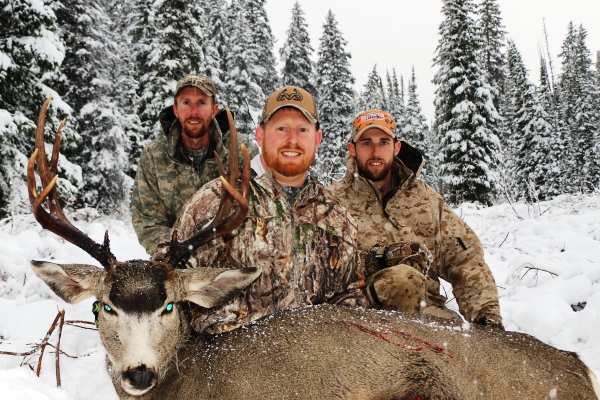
[124,365,156,391]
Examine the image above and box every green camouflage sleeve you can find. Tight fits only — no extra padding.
[435,188,502,323]
[131,148,172,255]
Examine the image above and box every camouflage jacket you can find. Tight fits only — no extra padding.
[131,107,259,254]
[325,143,501,323]
[167,171,368,334]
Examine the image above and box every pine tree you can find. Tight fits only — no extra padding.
[403,67,428,150]
[0,0,79,217]
[359,65,387,111]
[477,0,506,112]
[279,2,316,94]
[315,10,355,183]
[537,54,565,198]
[433,0,500,205]
[245,0,278,96]
[225,0,264,134]
[386,69,405,130]
[106,1,145,179]
[135,0,206,140]
[558,23,599,193]
[204,0,229,104]
[54,0,133,212]
[504,41,550,200]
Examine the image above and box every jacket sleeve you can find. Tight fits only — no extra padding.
[158,179,225,266]
[434,188,502,323]
[131,148,172,255]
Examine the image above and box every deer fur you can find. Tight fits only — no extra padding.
[31,259,600,400]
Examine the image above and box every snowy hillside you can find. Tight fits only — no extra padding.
[0,194,599,399]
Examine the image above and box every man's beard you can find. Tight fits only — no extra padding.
[357,157,394,182]
[263,144,315,178]
[181,118,211,139]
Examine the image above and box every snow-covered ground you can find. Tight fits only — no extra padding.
[0,194,599,399]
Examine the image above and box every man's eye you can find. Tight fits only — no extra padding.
[276,127,286,132]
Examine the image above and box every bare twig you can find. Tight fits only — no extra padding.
[0,309,98,387]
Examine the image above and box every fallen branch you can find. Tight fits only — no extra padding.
[0,309,97,387]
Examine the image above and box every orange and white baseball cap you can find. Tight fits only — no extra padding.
[351,109,396,142]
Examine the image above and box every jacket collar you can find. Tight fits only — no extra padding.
[255,171,323,208]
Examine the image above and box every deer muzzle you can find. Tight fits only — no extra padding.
[121,364,157,395]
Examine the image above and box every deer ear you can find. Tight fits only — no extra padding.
[176,267,261,309]
[30,260,105,304]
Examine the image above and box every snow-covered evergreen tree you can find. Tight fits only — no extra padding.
[386,69,405,131]
[245,0,278,96]
[536,54,565,198]
[558,23,599,193]
[204,0,229,104]
[315,10,355,183]
[134,0,206,140]
[105,1,145,179]
[0,0,79,217]
[433,0,500,205]
[359,65,386,111]
[279,2,316,94]
[403,67,428,151]
[53,0,133,212]
[504,40,550,200]
[477,0,506,111]
[225,0,264,134]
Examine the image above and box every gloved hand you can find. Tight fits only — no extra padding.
[361,241,432,278]
[383,241,432,275]
[474,316,505,330]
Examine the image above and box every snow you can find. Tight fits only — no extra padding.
[1,194,600,398]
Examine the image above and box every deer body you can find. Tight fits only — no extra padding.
[31,260,599,400]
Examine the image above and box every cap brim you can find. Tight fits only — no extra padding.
[352,126,395,142]
[261,104,318,125]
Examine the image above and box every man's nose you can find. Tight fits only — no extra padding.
[286,130,299,144]
[372,143,382,157]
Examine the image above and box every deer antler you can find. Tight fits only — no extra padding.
[169,107,251,268]
[28,98,116,268]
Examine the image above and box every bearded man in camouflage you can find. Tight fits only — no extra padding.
[326,109,503,328]
[131,74,259,254]
[158,86,368,334]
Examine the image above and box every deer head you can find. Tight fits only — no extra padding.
[28,98,260,396]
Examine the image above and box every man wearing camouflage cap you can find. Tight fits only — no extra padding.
[131,74,259,254]
[159,86,368,334]
[326,109,503,328]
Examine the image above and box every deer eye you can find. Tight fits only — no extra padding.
[103,304,116,314]
[164,303,174,313]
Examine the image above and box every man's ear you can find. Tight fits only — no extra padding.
[394,140,401,156]
[172,103,179,119]
[211,103,218,119]
[256,125,265,147]
[315,130,323,148]
[348,142,356,157]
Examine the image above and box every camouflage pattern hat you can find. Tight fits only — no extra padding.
[351,109,396,142]
[259,86,319,125]
[175,74,217,98]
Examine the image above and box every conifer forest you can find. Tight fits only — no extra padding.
[1,0,599,219]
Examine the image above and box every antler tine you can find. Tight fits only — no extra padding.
[170,108,251,267]
[28,98,116,269]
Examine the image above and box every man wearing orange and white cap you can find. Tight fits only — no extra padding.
[326,109,503,328]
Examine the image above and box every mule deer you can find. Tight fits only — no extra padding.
[29,99,599,399]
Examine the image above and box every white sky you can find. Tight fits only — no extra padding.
[265,0,600,123]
